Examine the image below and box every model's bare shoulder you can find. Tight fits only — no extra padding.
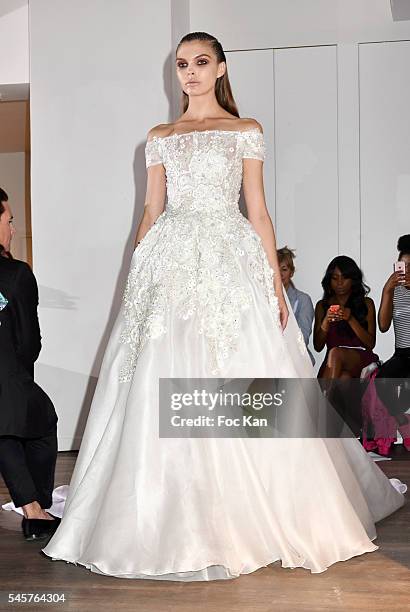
[147,123,173,141]
[238,117,263,133]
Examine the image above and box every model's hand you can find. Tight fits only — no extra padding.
[279,298,289,331]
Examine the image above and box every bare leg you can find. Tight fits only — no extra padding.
[326,347,362,379]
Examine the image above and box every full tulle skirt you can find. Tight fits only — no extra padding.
[42,218,406,580]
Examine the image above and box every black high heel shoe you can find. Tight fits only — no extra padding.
[22,514,61,541]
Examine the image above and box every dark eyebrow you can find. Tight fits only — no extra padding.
[175,53,211,62]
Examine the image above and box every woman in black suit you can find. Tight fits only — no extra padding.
[0,188,59,540]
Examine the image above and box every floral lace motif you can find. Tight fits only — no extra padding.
[145,138,164,167]
[119,129,278,382]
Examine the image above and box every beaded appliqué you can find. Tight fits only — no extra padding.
[119,129,278,382]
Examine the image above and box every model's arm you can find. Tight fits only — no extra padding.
[242,122,288,329]
[134,127,167,247]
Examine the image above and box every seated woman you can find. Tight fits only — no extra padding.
[277,246,315,365]
[370,234,410,452]
[314,255,378,380]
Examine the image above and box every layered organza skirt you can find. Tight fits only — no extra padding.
[42,212,406,580]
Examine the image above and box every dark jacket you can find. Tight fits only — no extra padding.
[0,256,57,437]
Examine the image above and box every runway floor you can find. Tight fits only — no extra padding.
[0,448,409,612]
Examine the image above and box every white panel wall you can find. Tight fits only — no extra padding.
[190,0,410,49]
[0,2,29,85]
[273,46,338,297]
[359,41,410,361]
[337,44,361,262]
[221,39,410,368]
[227,46,339,367]
[30,0,173,449]
[226,50,275,219]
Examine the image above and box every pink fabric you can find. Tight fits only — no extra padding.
[361,369,410,455]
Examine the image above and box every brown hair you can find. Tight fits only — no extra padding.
[277,246,296,273]
[176,32,239,117]
[0,187,10,258]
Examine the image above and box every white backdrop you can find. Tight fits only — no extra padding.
[30,0,173,449]
[225,41,410,368]
[0,1,29,86]
[360,40,410,356]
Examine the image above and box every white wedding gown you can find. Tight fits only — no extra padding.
[42,128,406,580]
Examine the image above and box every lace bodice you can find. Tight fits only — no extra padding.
[118,127,302,382]
[145,128,266,216]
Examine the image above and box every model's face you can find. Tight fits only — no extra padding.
[0,202,14,253]
[176,41,225,97]
[279,262,293,288]
[330,267,352,296]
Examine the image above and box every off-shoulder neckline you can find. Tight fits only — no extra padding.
[148,127,263,142]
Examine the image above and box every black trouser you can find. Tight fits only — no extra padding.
[375,347,410,418]
[0,427,57,509]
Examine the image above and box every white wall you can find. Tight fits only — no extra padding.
[226,50,275,218]
[30,0,173,449]
[0,2,29,85]
[0,152,27,260]
[360,40,410,361]
[191,0,410,368]
[226,46,340,367]
[190,0,410,48]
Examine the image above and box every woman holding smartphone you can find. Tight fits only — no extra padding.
[374,234,410,446]
[314,255,379,380]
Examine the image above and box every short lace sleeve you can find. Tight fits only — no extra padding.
[241,129,266,161]
[145,137,163,168]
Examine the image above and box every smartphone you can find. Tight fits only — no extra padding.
[394,261,406,276]
[329,305,340,313]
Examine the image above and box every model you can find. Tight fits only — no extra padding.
[42,31,406,581]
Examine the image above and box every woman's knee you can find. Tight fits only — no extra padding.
[327,347,344,368]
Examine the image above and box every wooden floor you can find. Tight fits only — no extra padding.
[0,449,409,612]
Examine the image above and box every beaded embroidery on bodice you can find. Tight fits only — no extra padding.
[145,128,266,217]
[118,129,292,382]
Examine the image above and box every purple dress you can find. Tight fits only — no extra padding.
[318,319,379,378]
